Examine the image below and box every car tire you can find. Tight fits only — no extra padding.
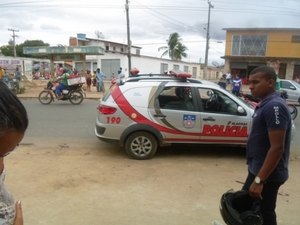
[125,132,158,160]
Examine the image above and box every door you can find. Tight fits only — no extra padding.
[101,59,120,80]
[149,85,201,143]
[196,87,251,145]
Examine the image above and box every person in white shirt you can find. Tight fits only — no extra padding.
[226,72,232,84]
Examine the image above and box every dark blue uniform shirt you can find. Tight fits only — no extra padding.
[247,92,292,182]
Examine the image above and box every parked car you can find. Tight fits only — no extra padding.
[95,72,256,159]
[280,79,300,103]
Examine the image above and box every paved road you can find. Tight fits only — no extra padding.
[22,98,99,140]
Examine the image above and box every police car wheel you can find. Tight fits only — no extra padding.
[125,132,157,160]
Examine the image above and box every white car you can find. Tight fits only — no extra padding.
[280,79,300,103]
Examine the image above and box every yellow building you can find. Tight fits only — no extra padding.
[223,28,300,82]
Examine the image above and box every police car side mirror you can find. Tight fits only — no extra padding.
[237,106,245,114]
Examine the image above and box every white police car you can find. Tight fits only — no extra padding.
[95,71,255,159]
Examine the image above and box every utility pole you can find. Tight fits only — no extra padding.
[8,28,19,57]
[204,1,213,79]
[125,0,132,76]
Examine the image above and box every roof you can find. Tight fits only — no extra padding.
[85,37,142,49]
[223,27,300,31]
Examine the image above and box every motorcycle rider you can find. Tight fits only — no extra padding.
[55,69,70,99]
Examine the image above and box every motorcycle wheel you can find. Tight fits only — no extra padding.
[38,90,53,105]
[69,91,84,105]
[288,104,298,120]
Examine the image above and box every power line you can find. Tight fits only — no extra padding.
[132,0,202,33]
[1,1,298,16]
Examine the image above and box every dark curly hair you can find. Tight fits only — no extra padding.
[249,66,277,81]
[0,81,28,135]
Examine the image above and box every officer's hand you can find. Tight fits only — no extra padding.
[249,182,263,200]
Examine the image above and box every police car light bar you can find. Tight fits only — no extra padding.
[169,69,192,79]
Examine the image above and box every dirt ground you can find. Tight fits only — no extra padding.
[5,137,300,225]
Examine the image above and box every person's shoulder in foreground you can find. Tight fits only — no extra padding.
[0,81,28,225]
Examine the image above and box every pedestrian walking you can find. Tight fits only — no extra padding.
[14,67,22,93]
[85,70,92,92]
[231,75,242,96]
[96,68,105,93]
[217,74,227,89]
[225,72,232,84]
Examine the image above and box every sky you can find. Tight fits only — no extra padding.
[1,0,299,65]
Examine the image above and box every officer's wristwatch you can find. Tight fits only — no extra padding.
[254,176,264,185]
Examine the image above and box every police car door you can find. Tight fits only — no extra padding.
[149,85,201,143]
[197,87,249,145]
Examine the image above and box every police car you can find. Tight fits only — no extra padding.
[95,71,255,159]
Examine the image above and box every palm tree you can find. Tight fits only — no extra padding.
[158,32,188,61]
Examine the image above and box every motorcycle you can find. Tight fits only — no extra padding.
[38,81,85,105]
[240,91,298,120]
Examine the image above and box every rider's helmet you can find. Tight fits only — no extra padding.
[219,190,263,225]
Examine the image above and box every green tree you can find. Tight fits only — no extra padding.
[0,45,14,56]
[0,40,49,57]
[17,40,49,57]
[158,32,188,61]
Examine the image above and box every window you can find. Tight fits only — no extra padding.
[232,35,267,56]
[192,67,197,77]
[157,86,194,111]
[105,45,109,51]
[184,65,189,72]
[173,65,180,70]
[160,63,168,74]
[198,88,241,115]
[136,49,140,55]
[281,81,296,90]
[292,35,300,43]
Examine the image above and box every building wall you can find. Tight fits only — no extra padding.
[267,30,300,58]
[81,53,222,81]
[65,35,221,81]
[0,56,51,80]
[89,54,206,80]
[69,36,222,80]
[224,28,300,80]
[225,29,300,58]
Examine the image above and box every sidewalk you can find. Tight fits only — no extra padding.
[17,79,105,99]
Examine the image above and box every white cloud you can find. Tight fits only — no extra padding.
[1,0,299,64]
